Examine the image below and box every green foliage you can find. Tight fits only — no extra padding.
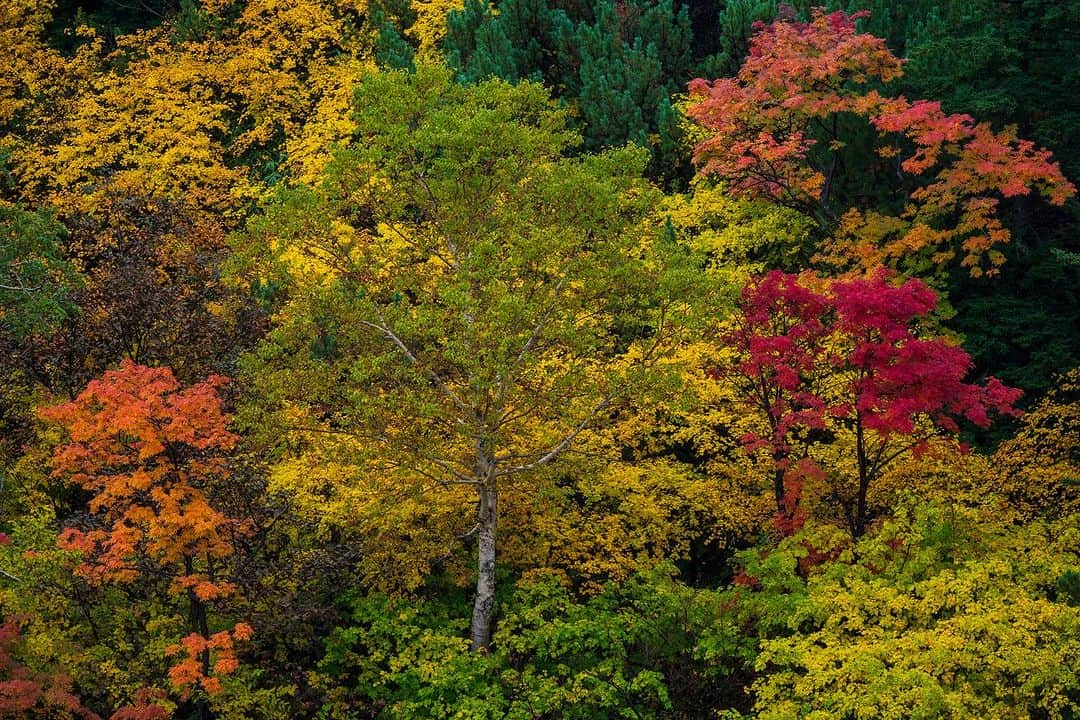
[443,0,697,183]
[709,0,778,77]
[375,10,418,70]
[316,568,748,719]
[0,203,80,338]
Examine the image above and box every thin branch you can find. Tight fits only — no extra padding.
[0,282,40,293]
[357,318,476,421]
[495,396,612,476]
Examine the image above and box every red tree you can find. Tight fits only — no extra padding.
[717,270,1021,535]
[686,9,1074,276]
[40,361,253,699]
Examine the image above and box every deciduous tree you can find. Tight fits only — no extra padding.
[40,361,253,703]
[716,269,1021,534]
[235,66,701,649]
[686,9,1075,276]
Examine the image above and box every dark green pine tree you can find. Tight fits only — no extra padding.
[375,10,417,71]
[444,0,695,184]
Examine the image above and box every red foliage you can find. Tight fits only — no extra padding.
[732,570,761,590]
[686,9,1075,275]
[716,269,1021,534]
[108,689,169,720]
[0,618,100,720]
[796,534,846,576]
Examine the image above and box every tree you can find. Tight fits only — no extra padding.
[15,191,261,397]
[444,0,695,183]
[0,203,80,339]
[715,269,1021,535]
[709,270,832,532]
[40,361,253,703]
[686,9,1075,277]
[234,66,700,649]
[0,617,99,720]
[990,369,1080,521]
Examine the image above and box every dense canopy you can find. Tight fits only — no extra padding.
[1,1,1077,718]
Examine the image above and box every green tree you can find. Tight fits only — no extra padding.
[444,0,696,183]
[232,66,702,650]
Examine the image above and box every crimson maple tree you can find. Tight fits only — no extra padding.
[717,269,1022,535]
[40,360,253,700]
[686,8,1075,277]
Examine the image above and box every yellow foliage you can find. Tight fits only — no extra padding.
[990,370,1080,520]
[407,0,465,57]
[285,57,375,184]
[663,179,813,289]
[5,0,376,219]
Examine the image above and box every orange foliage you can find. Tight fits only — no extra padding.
[41,361,252,696]
[41,360,241,590]
[164,623,252,697]
[686,8,1075,276]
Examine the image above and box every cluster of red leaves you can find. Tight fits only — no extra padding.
[717,269,1021,532]
[0,618,99,720]
[40,360,242,592]
[831,271,1021,434]
[164,623,253,697]
[718,270,833,460]
[108,689,170,720]
[686,8,1075,275]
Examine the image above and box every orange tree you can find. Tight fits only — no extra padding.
[40,361,253,703]
[685,9,1074,277]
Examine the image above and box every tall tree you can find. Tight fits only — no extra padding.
[233,66,701,649]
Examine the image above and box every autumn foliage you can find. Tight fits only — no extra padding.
[686,8,1075,275]
[41,361,252,697]
[0,618,98,720]
[716,269,1022,534]
[0,2,1076,718]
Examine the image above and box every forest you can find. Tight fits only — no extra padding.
[1,0,1079,717]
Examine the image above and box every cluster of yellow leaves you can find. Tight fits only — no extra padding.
[285,57,376,184]
[501,457,772,593]
[663,180,813,288]
[266,424,771,596]
[989,370,1080,520]
[5,0,376,221]
[406,0,465,57]
[0,0,99,194]
[754,505,1080,720]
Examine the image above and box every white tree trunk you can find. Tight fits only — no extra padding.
[469,480,498,651]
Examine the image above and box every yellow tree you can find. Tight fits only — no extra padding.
[233,66,703,649]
